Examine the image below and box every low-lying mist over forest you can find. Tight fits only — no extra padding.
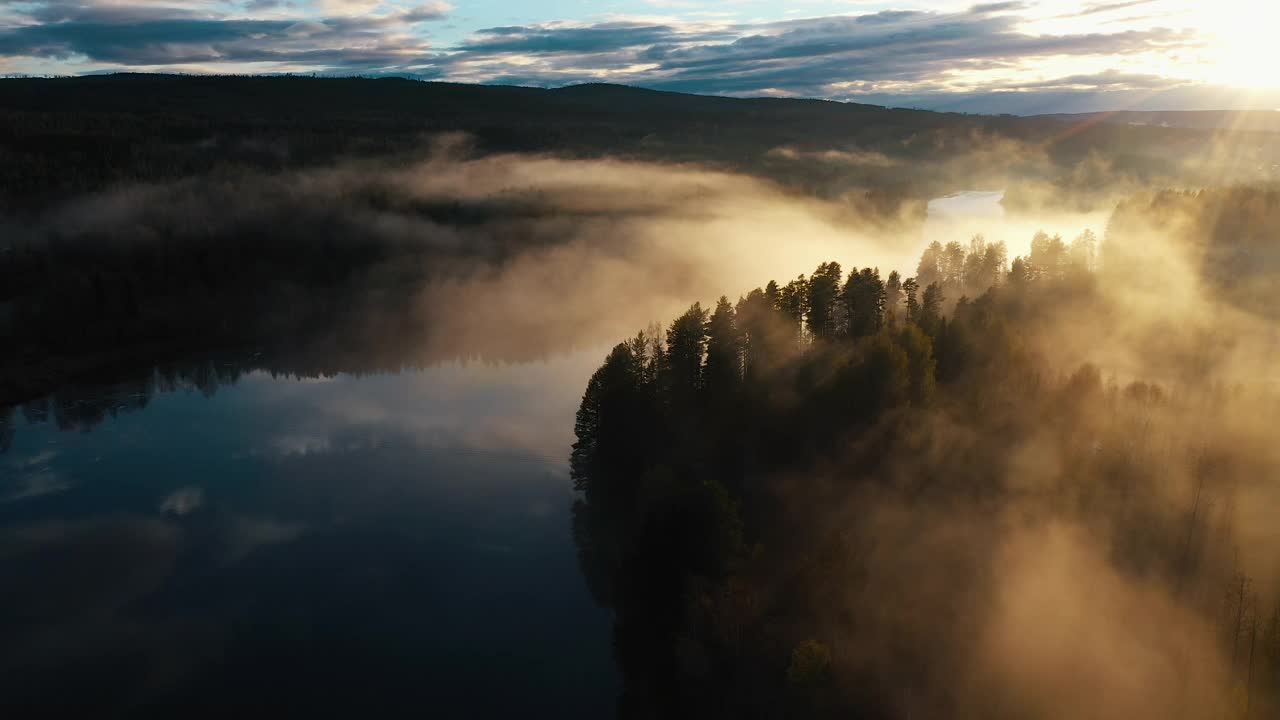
[1,76,1279,719]
[570,181,1280,718]
[0,143,922,402]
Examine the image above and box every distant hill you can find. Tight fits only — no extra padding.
[0,74,892,119]
[0,75,944,210]
[1035,110,1280,134]
[0,74,1261,214]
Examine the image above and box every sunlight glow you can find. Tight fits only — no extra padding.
[1185,0,1280,90]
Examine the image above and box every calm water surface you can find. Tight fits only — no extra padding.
[923,190,1007,242]
[0,353,616,716]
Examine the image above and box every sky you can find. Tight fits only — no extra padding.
[1,0,1278,114]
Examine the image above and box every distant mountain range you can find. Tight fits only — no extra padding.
[0,75,1273,214]
[1034,110,1280,133]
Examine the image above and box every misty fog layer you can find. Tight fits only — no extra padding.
[0,142,1115,449]
[0,143,1111,392]
[3,130,1277,720]
[4,147,920,404]
[568,176,1280,717]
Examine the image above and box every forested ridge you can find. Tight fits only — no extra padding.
[1,75,1272,409]
[0,75,1251,215]
[0,151,614,406]
[571,186,1280,718]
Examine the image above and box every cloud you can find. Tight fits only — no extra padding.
[459,21,722,54]
[313,0,450,20]
[446,6,1200,101]
[1073,0,1159,17]
[223,515,304,562]
[969,1,1031,14]
[159,486,205,515]
[313,0,381,16]
[2,470,69,502]
[1005,69,1181,91]
[284,20,334,38]
[2,449,67,502]
[0,0,1218,109]
[402,1,450,23]
[0,0,447,71]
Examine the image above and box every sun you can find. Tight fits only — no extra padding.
[1183,0,1280,90]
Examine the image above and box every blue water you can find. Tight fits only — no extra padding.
[0,358,617,716]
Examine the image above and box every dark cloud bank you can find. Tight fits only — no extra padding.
[2,0,1268,113]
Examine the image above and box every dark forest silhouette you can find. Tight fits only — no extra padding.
[570,190,1280,718]
[1,75,1260,220]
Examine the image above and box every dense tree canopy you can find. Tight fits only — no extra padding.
[571,209,1280,718]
